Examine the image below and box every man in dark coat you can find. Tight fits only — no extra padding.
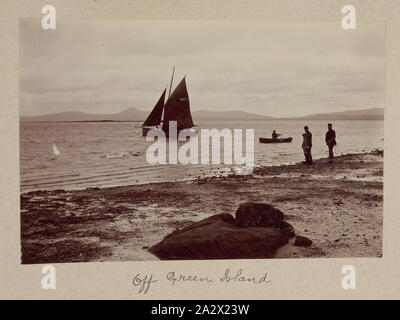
[302,126,313,164]
[272,130,278,139]
[325,123,337,162]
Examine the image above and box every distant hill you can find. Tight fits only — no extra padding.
[20,107,148,122]
[20,107,383,122]
[20,107,274,122]
[291,108,384,121]
[192,110,273,120]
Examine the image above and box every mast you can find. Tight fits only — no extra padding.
[168,66,175,98]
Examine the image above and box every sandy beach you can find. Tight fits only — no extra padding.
[20,151,383,264]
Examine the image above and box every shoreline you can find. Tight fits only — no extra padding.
[20,149,383,195]
[21,150,383,263]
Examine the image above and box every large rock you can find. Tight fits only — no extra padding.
[235,202,284,228]
[279,221,296,238]
[294,235,312,247]
[149,214,289,260]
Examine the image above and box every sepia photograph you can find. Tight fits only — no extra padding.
[19,19,384,264]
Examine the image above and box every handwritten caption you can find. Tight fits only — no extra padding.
[132,268,271,294]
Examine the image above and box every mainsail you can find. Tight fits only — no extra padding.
[142,89,166,127]
[162,77,194,133]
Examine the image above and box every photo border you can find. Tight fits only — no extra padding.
[0,0,398,299]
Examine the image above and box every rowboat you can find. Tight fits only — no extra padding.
[259,137,293,143]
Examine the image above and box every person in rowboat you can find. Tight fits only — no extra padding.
[272,130,281,139]
[302,126,313,165]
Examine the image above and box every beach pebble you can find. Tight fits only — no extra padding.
[334,200,344,206]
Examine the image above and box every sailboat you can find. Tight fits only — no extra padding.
[141,68,195,137]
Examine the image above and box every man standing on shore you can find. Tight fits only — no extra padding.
[302,126,313,165]
[325,123,337,162]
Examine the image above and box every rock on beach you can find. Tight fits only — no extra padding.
[235,202,284,228]
[149,203,295,260]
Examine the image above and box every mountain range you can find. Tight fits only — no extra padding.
[20,107,384,122]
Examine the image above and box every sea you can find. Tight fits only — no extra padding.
[20,120,384,192]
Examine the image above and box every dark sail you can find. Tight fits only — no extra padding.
[142,89,166,127]
[162,77,194,133]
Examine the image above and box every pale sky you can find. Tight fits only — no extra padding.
[20,19,385,117]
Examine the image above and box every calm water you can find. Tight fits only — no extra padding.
[20,120,384,192]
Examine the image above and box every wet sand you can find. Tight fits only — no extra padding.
[20,151,383,264]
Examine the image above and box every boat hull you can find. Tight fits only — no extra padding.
[259,137,293,143]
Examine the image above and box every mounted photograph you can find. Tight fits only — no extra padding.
[19,19,384,264]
